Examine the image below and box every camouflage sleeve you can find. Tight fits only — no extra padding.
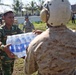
[17,27,23,34]
[25,47,38,74]
[0,28,4,51]
[13,25,23,34]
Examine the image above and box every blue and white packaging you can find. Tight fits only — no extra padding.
[6,32,36,58]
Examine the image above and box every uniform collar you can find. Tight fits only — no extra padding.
[3,25,14,30]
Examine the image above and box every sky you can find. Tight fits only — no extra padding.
[1,0,76,6]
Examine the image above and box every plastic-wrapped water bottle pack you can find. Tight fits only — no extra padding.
[6,32,36,58]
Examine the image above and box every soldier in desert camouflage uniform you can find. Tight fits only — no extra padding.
[0,9,23,75]
[25,0,76,75]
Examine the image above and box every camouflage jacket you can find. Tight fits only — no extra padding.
[0,25,23,45]
[25,25,76,75]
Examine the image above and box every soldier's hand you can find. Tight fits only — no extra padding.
[33,30,42,35]
[3,44,15,58]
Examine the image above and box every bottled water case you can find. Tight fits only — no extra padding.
[6,32,36,58]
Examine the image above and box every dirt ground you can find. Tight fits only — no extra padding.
[12,58,25,75]
[12,58,37,75]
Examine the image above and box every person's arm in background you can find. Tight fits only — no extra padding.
[23,21,26,31]
[23,25,25,31]
[13,24,23,34]
[30,22,35,30]
[17,27,24,34]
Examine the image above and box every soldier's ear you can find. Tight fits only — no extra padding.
[40,8,50,23]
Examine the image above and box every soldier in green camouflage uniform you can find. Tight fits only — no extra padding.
[0,10,23,75]
[23,16,35,33]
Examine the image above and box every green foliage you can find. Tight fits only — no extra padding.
[13,0,23,15]
[33,22,46,31]
[67,20,76,30]
[33,20,76,31]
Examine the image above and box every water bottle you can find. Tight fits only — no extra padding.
[6,36,14,52]
[14,35,26,58]
[6,36,12,44]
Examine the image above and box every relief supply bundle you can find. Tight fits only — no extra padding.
[6,32,36,58]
